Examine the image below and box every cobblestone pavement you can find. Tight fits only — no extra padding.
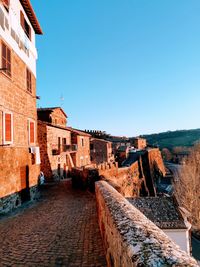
[0,180,107,267]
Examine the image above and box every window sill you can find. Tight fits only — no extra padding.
[0,71,12,81]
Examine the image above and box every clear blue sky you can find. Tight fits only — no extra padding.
[32,0,200,136]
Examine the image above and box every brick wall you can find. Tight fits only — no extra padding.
[38,121,72,179]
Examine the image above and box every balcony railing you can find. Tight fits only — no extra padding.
[52,144,78,155]
[63,144,78,152]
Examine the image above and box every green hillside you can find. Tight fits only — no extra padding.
[141,129,200,150]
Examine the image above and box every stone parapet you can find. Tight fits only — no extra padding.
[95,181,198,267]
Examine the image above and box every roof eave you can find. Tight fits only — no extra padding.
[20,0,43,35]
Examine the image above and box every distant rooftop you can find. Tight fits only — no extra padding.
[127,197,187,229]
[122,150,146,166]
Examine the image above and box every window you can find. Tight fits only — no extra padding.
[28,119,35,144]
[90,144,94,150]
[58,137,61,151]
[3,112,13,144]
[2,42,11,77]
[81,138,84,147]
[26,68,32,93]
[62,138,66,151]
[20,11,31,40]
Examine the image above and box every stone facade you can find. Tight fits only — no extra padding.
[96,181,198,267]
[0,41,40,213]
[71,129,91,168]
[37,107,67,127]
[90,138,114,165]
[133,137,147,149]
[0,0,42,213]
[37,121,74,180]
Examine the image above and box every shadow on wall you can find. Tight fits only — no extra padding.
[71,168,100,192]
[20,165,30,203]
[38,123,55,180]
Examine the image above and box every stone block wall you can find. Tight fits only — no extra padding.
[0,41,40,212]
[75,135,91,167]
[99,162,142,197]
[0,147,40,213]
[50,108,67,127]
[90,139,113,165]
[95,181,198,267]
[0,42,37,147]
[38,121,72,179]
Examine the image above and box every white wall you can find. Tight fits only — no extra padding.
[0,0,38,76]
[163,229,190,255]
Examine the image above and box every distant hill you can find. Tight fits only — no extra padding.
[141,128,200,150]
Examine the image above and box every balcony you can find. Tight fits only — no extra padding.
[62,144,78,152]
[52,144,78,155]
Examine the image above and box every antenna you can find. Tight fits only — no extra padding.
[60,94,64,107]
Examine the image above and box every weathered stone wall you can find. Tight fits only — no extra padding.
[0,147,40,213]
[148,148,166,176]
[0,41,40,212]
[134,138,147,149]
[38,121,71,179]
[0,43,37,146]
[50,108,67,127]
[96,181,198,267]
[90,139,113,165]
[75,135,91,167]
[99,162,142,197]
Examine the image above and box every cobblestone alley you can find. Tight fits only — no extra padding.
[0,180,107,267]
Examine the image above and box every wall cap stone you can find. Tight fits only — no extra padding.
[96,181,199,266]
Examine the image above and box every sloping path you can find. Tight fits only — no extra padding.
[0,180,106,267]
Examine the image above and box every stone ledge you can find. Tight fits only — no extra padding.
[95,181,198,267]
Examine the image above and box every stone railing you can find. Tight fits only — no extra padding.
[95,181,198,267]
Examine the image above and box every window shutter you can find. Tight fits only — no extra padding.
[2,0,10,10]
[2,42,11,77]
[5,113,12,142]
[27,69,32,92]
[30,121,35,143]
[20,11,25,30]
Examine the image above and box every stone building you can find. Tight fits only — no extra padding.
[90,138,114,165]
[0,0,42,213]
[37,107,76,180]
[115,145,129,166]
[71,129,91,168]
[133,137,147,150]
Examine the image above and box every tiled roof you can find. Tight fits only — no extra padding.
[127,197,187,229]
[38,120,71,131]
[20,0,42,34]
[91,138,111,144]
[122,150,145,166]
[71,128,91,137]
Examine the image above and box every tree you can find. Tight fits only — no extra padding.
[174,144,200,229]
[161,148,172,161]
